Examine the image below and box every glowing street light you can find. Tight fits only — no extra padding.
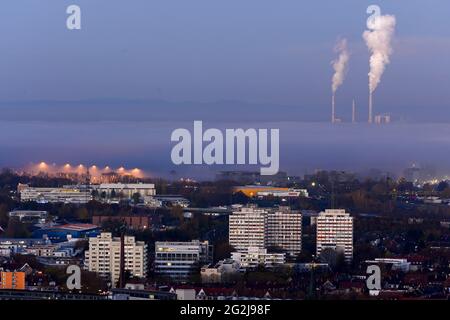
[38,162,48,171]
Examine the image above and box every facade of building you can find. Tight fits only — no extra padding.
[24,244,58,257]
[231,247,285,269]
[229,205,302,257]
[92,183,156,199]
[20,186,92,204]
[8,210,48,223]
[256,188,308,198]
[0,271,26,290]
[0,238,49,257]
[216,171,289,185]
[153,195,190,207]
[111,288,177,300]
[32,223,100,242]
[200,259,241,283]
[85,233,147,285]
[266,207,302,257]
[316,209,354,262]
[154,241,213,279]
[234,185,300,198]
[229,206,268,252]
[92,215,152,230]
[374,114,391,124]
[365,258,411,272]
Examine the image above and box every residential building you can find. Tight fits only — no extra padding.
[316,209,353,262]
[231,247,285,269]
[24,243,75,258]
[229,206,268,252]
[175,289,197,300]
[85,233,147,285]
[0,271,26,290]
[229,205,302,257]
[266,207,302,257]
[0,238,49,257]
[201,259,241,283]
[154,241,213,279]
[24,244,58,257]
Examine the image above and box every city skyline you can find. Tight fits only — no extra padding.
[1,0,450,309]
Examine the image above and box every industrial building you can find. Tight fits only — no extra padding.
[32,223,100,242]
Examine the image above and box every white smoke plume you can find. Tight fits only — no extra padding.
[331,38,350,94]
[363,14,396,93]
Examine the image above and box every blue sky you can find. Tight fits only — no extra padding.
[0,0,449,120]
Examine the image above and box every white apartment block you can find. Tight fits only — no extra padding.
[266,207,302,257]
[229,206,302,257]
[316,209,353,262]
[85,233,147,286]
[154,241,213,279]
[229,206,268,252]
[231,247,285,269]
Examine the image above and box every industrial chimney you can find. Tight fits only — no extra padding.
[331,95,335,123]
[352,99,356,123]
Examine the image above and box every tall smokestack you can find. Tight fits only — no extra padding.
[331,94,335,123]
[363,11,396,125]
[352,99,356,123]
[331,38,349,124]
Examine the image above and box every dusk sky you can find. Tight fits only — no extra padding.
[0,0,449,117]
[1,1,450,178]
